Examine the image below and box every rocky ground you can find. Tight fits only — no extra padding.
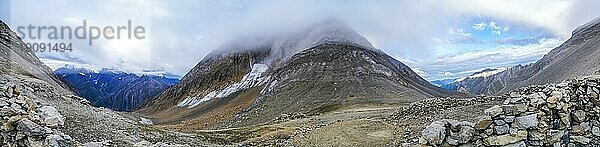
[0,74,214,146]
[1,83,73,146]
[420,76,600,146]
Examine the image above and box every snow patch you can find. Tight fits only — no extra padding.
[139,117,153,125]
[177,64,270,108]
[456,68,506,82]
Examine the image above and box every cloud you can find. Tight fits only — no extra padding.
[440,28,483,44]
[486,21,511,35]
[472,22,487,30]
[412,38,563,80]
[3,0,599,76]
[495,34,554,46]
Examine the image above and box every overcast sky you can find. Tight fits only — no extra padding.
[1,0,599,80]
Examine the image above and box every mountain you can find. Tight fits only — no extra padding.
[55,66,179,111]
[137,19,461,129]
[436,68,506,94]
[1,20,211,146]
[451,18,600,95]
[430,78,459,90]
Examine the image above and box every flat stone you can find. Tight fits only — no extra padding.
[513,114,538,129]
[528,130,545,141]
[494,119,506,126]
[484,105,503,117]
[16,119,46,137]
[570,136,591,144]
[571,125,584,134]
[504,141,526,147]
[592,126,600,136]
[494,124,509,134]
[547,130,564,143]
[0,99,8,107]
[474,116,493,130]
[504,116,515,123]
[572,110,586,122]
[483,133,527,146]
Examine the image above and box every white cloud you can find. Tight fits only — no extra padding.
[472,22,487,30]
[3,0,599,76]
[411,38,563,80]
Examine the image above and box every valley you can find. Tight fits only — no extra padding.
[1,5,599,146]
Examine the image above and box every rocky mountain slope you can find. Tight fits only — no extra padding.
[138,19,462,130]
[0,20,218,146]
[55,66,178,111]
[448,18,600,95]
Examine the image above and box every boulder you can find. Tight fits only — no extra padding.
[421,121,446,145]
[38,106,65,128]
[448,122,474,144]
[16,119,48,137]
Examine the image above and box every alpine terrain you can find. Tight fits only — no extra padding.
[441,18,600,95]
[55,66,179,111]
[0,19,227,146]
[138,19,462,130]
[2,16,599,146]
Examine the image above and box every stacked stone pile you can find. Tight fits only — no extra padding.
[420,77,600,146]
[1,85,74,146]
[396,96,503,118]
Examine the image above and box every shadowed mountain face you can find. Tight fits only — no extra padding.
[0,21,68,91]
[137,19,461,130]
[448,18,600,95]
[55,67,179,111]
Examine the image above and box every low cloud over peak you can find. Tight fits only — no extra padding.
[1,0,598,78]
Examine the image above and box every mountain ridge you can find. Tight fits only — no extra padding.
[55,66,179,111]
[444,18,600,95]
[138,20,463,130]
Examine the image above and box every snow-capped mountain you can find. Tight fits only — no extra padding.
[55,65,179,111]
[433,68,505,94]
[446,18,600,95]
[137,19,462,129]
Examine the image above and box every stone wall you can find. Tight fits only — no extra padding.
[1,85,73,146]
[420,77,600,146]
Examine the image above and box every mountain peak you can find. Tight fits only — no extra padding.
[211,19,374,61]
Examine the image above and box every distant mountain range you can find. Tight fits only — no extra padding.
[55,66,180,111]
[434,18,600,95]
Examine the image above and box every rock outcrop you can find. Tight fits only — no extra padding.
[420,76,600,146]
[1,85,73,146]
